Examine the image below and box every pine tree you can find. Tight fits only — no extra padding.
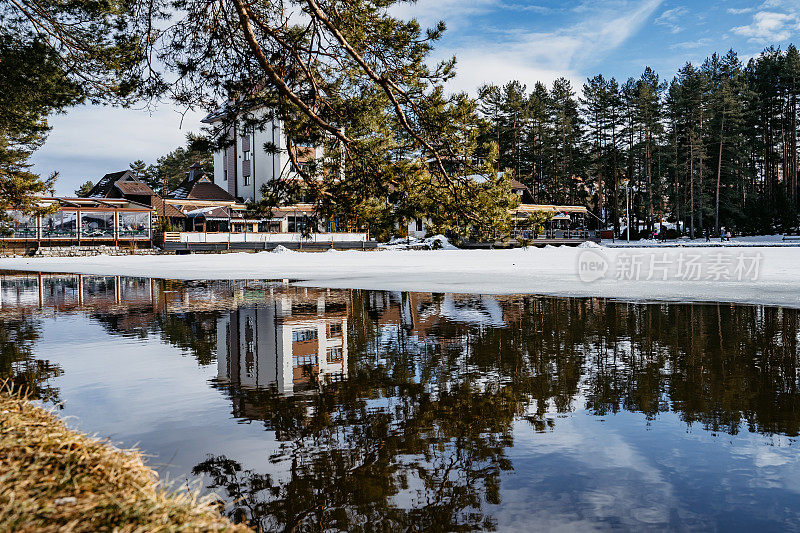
[548,78,582,204]
[75,181,94,197]
[581,74,611,226]
[635,67,664,232]
[2,0,148,215]
[129,160,146,179]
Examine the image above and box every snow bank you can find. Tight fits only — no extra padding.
[609,234,793,247]
[2,246,800,308]
[271,245,294,254]
[381,234,457,250]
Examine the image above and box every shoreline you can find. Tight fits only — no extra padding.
[1,245,799,308]
[0,387,249,532]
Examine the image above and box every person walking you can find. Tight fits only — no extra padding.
[726,230,731,242]
[720,227,725,242]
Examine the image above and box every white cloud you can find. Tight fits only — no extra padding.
[670,37,714,50]
[656,6,689,33]
[389,0,500,31]
[442,0,664,93]
[31,104,205,195]
[732,9,800,43]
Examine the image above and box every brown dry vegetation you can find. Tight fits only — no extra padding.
[0,385,251,532]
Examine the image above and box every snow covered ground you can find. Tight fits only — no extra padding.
[1,243,800,308]
[607,234,799,247]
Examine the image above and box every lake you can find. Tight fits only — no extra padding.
[2,271,799,531]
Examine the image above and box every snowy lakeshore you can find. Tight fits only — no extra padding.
[1,242,799,308]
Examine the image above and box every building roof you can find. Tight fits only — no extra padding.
[152,200,187,218]
[38,197,154,211]
[512,204,588,215]
[115,181,156,196]
[184,206,244,220]
[510,179,536,204]
[168,163,236,202]
[272,204,317,217]
[87,170,137,198]
[510,179,528,191]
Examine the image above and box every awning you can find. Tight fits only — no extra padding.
[512,203,588,215]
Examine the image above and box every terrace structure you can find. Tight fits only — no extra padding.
[0,197,154,252]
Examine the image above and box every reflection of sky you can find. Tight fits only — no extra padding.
[495,411,800,531]
[22,310,800,529]
[33,317,286,486]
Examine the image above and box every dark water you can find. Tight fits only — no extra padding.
[2,272,800,531]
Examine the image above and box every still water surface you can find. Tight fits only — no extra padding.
[2,272,800,531]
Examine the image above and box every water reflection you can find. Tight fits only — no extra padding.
[216,292,348,395]
[1,272,799,530]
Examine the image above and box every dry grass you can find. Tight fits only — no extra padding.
[0,384,251,532]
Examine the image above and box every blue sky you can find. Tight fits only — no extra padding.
[33,0,800,195]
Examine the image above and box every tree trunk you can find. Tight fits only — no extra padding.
[690,139,695,239]
[715,112,725,233]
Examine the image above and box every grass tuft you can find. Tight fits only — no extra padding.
[0,382,251,532]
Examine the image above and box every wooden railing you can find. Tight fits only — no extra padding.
[510,229,590,240]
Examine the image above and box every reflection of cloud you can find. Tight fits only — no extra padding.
[495,409,800,530]
[495,413,683,530]
[438,294,506,327]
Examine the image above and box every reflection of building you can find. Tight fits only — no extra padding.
[0,273,155,316]
[217,290,348,395]
[372,292,507,338]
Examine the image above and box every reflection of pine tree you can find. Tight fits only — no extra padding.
[0,317,63,404]
[197,291,800,532]
[197,378,515,532]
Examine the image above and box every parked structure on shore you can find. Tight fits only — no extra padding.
[0,197,153,252]
[407,178,596,247]
[0,161,370,252]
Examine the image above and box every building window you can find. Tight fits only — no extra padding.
[292,329,318,343]
[3,211,37,239]
[81,211,115,239]
[416,218,423,232]
[243,151,250,161]
[243,176,250,186]
[41,211,78,239]
[327,346,343,363]
[292,354,318,367]
[117,212,150,239]
[223,168,228,181]
[288,215,310,233]
[328,322,342,337]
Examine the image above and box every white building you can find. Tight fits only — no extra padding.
[201,107,323,204]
